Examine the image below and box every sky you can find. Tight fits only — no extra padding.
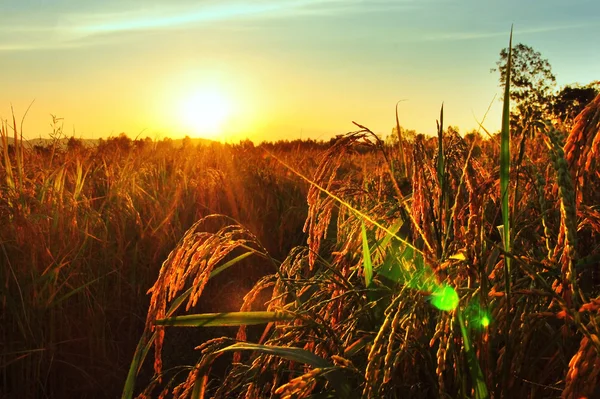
[1,0,599,142]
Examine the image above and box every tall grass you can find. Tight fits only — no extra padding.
[0,133,313,398]
[499,26,513,395]
[3,32,600,398]
[122,42,600,399]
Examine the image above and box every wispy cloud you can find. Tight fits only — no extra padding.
[1,0,355,52]
[417,23,591,42]
[63,0,420,34]
[64,0,347,34]
[0,1,591,53]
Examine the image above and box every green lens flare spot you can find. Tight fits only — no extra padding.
[480,315,490,327]
[430,285,459,311]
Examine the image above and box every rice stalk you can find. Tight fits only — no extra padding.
[543,124,584,306]
[564,92,600,206]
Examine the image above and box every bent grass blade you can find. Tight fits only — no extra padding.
[361,221,374,288]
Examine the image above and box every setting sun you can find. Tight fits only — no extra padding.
[178,88,232,139]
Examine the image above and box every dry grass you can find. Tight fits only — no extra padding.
[0,134,313,398]
[3,90,600,398]
[123,95,600,399]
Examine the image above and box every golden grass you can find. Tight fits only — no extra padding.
[0,134,314,398]
[121,96,600,398]
[2,93,600,398]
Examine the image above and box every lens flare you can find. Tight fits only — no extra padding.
[429,285,459,311]
[480,315,490,327]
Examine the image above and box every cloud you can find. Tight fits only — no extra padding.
[0,2,264,51]
[417,24,591,42]
[64,1,343,34]
[63,0,420,34]
[0,1,589,53]
[1,0,359,51]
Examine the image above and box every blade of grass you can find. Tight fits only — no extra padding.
[436,103,448,258]
[209,251,254,279]
[437,103,445,196]
[361,222,373,287]
[122,250,264,399]
[395,100,408,177]
[11,107,23,192]
[215,343,351,398]
[1,120,15,192]
[121,330,153,399]
[50,270,117,308]
[500,28,513,280]
[457,310,489,399]
[154,311,295,327]
[499,24,513,397]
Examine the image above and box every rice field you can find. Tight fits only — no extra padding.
[2,56,600,399]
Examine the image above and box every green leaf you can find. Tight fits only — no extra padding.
[437,103,445,193]
[50,271,115,308]
[122,250,255,399]
[376,218,405,253]
[361,222,373,287]
[499,25,514,395]
[500,29,512,258]
[215,343,351,398]
[154,311,294,327]
[209,251,254,279]
[121,330,154,399]
[457,311,489,399]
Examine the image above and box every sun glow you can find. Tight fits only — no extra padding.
[178,88,232,139]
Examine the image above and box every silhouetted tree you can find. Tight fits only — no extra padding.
[182,135,192,149]
[134,136,153,151]
[155,137,173,152]
[551,81,600,129]
[97,133,132,155]
[67,136,84,152]
[388,126,417,145]
[492,43,556,137]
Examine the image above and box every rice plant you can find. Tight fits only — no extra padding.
[2,30,600,399]
[121,33,600,398]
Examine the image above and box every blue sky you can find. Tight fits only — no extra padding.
[1,0,599,141]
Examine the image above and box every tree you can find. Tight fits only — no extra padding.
[492,43,556,136]
[551,81,600,129]
[388,126,417,145]
[182,135,192,149]
[67,136,84,152]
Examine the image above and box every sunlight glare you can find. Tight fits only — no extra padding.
[179,88,232,139]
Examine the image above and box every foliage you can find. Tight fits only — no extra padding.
[0,130,314,398]
[493,43,556,136]
[123,93,600,398]
[551,82,600,129]
[4,38,600,399]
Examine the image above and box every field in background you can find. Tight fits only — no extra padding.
[2,92,600,398]
[0,134,319,397]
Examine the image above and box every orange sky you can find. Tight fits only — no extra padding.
[2,1,599,142]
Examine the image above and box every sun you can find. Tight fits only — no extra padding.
[178,88,232,139]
